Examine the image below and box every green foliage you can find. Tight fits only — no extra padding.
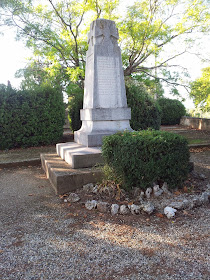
[133,73,164,99]
[157,98,186,125]
[102,130,190,191]
[126,80,161,130]
[1,0,209,93]
[190,67,210,112]
[67,84,83,132]
[0,84,65,150]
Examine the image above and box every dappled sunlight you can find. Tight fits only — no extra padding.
[81,220,176,248]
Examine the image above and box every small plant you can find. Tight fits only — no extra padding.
[102,130,190,191]
[157,98,186,125]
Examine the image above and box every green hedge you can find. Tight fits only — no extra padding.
[157,98,186,125]
[67,84,83,132]
[0,84,65,150]
[126,80,161,130]
[102,130,190,190]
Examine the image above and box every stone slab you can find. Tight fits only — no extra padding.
[56,142,103,168]
[80,108,131,121]
[74,130,117,147]
[40,153,102,195]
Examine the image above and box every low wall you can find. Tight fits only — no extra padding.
[180,116,210,131]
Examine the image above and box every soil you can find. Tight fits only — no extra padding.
[161,125,210,144]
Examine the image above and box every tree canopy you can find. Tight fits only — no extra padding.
[190,67,210,112]
[1,0,210,93]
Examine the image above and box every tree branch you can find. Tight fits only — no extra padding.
[139,70,190,92]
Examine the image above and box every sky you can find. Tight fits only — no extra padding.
[0,21,209,110]
[0,28,32,88]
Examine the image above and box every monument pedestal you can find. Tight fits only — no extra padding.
[74,19,132,148]
[74,107,131,146]
[56,19,132,169]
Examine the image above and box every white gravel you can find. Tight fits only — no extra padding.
[0,166,209,280]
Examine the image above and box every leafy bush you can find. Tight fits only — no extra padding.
[67,84,83,132]
[0,84,65,150]
[157,98,186,125]
[102,130,190,191]
[126,80,161,130]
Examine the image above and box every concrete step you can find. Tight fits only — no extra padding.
[56,142,103,169]
[40,153,102,195]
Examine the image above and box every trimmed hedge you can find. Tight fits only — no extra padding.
[126,81,161,130]
[157,98,186,125]
[102,130,190,190]
[0,84,65,150]
[67,84,83,132]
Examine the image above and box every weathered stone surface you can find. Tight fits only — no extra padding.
[164,207,177,219]
[168,199,190,210]
[74,18,132,147]
[153,185,164,197]
[119,205,130,215]
[97,201,110,213]
[67,193,80,203]
[145,187,152,199]
[142,203,155,215]
[92,185,99,194]
[83,183,94,192]
[85,200,97,210]
[41,153,102,195]
[200,192,210,204]
[130,204,141,215]
[162,182,172,196]
[111,204,119,215]
[169,201,186,210]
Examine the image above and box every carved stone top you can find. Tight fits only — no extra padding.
[87,18,119,47]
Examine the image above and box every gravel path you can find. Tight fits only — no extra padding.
[0,165,209,280]
[190,148,210,180]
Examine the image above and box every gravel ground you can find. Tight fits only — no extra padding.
[0,164,209,280]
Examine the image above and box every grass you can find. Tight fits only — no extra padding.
[188,139,208,144]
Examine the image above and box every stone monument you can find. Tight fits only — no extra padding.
[74,18,132,147]
[41,19,132,193]
[56,18,131,169]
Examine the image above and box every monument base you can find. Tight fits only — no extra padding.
[56,142,103,168]
[74,108,132,147]
[74,130,116,147]
[41,153,102,194]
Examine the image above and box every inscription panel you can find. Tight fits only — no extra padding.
[97,56,121,107]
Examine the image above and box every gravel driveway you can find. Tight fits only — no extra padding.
[0,165,209,280]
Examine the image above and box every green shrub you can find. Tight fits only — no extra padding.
[102,130,190,191]
[157,98,186,125]
[126,80,161,130]
[67,84,83,132]
[0,84,65,150]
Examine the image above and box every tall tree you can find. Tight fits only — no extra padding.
[190,67,210,112]
[1,0,210,92]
